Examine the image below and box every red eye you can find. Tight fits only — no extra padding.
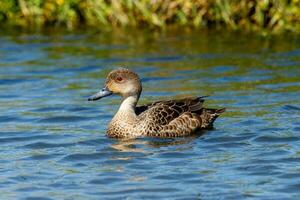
[116,76,123,82]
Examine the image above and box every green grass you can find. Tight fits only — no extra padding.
[0,0,299,33]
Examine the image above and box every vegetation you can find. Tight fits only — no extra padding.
[0,0,299,33]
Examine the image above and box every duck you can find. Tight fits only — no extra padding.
[88,68,225,138]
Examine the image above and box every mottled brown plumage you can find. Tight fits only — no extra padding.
[88,68,225,138]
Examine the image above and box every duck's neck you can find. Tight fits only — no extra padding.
[116,95,139,117]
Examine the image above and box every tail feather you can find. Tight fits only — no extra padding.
[200,108,225,129]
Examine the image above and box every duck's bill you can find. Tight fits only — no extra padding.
[88,87,112,101]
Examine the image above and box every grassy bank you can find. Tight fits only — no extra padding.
[0,0,299,33]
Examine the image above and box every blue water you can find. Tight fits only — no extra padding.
[0,29,300,199]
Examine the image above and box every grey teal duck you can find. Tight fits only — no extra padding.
[88,68,225,138]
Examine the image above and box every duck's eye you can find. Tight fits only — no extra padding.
[116,76,123,82]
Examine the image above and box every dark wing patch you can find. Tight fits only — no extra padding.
[135,104,150,115]
[136,96,207,125]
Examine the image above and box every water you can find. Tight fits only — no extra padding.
[0,29,300,199]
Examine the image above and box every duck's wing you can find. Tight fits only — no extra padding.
[136,96,207,124]
[136,96,225,137]
[150,108,225,137]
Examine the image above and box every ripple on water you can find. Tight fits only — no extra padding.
[0,134,62,144]
[0,94,19,99]
[293,127,300,132]
[0,78,30,85]
[282,105,300,111]
[136,55,183,62]
[0,115,20,123]
[253,135,300,143]
[23,142,74,149]
[62,152,110,161]
[277,183,300,194]
[279,173,300,179]
[211,65,237,73]
[203,135,254,143]
[240,164,281,176]
[97,187,179,197]
[158,151,197,158]
[0,131,29,138]
[89,177,124,185]
[256,149,291,158]
[37,115,92,123]
[23,153,63,161]
[24,197,53,200]
[31,106,95,114]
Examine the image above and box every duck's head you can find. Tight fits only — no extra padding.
[88,68,142,101]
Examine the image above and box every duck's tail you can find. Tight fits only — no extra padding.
[199,108,225,129]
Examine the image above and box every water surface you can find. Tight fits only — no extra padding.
[0,29,300,199]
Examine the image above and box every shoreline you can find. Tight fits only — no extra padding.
[0,0,299,34]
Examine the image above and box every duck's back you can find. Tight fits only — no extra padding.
[136,97,225,137]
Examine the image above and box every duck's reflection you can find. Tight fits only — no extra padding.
[110,138,147,153]
[110,135,200,152]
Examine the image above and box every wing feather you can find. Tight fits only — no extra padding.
[136,96,207,125]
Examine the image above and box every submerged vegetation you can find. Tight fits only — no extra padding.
[0,0,299,33]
